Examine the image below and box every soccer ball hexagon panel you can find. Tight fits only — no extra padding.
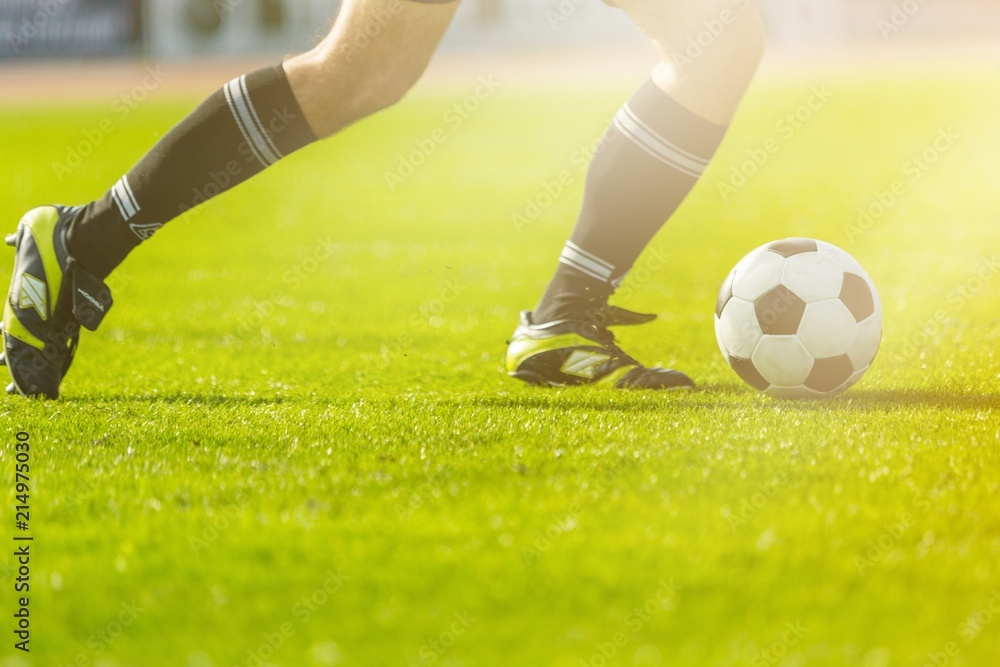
[715,238,882,399]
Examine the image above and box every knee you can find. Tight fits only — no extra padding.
[283,0,457,137]
[684,2,767,71]
[644,2,767,124]
[349,64,425,117]
[635,0,768,74]
[730,5,767,68]
[285,40,431,138]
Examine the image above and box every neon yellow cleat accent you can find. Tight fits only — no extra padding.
[504,311,694,390]
[3,206,113,398]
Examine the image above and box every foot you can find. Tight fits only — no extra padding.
[504,309,695,389]
[3,206,113,398]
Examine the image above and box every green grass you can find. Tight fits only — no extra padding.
[2,57,1000,667]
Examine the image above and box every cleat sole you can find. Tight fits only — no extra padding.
[506,311,696,391]
[3,207,84,399]
[509,370,560,387]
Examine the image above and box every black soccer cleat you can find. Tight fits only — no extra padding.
[504,309,695,390]
[3,206,113,399]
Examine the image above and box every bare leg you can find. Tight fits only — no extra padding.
[512,1,766,389]
[616,0,766,124]
[284,0,461,138]
[3,0,463,399]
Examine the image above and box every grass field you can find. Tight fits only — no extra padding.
[2,52,1000,667]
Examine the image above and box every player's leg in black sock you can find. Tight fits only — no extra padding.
[533,0,766,325]
[534,81,728,323]
[65,0,461,281]
[66,65,316,279]
[3,0,461,399]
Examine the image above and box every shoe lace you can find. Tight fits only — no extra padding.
[576,320,641,367]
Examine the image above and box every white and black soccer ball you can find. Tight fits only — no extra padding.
[715,238,882,399]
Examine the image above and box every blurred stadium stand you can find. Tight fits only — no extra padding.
[1,0,999,60]
[1,0,143,58]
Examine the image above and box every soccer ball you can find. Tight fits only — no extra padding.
[715,238,882,399]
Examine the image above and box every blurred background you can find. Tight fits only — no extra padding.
[1,0,999,61]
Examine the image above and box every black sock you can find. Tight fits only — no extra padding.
[66,63,317,279]
[534,79,728,323]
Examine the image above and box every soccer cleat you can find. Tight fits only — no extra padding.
[3,206,114,399]
[505,310,695,389]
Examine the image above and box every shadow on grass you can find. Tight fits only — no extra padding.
[697,385,1000,412]
[467,394,676,414]
[812,387,1000,412]
[66,393,294,407]
[52,386,1000,413]
[468,385,1000,413]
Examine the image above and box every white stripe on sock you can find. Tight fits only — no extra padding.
[119,175,140,214]
[559,255,611,282]
[613,108,706,178]
[224,77,279,167]
[239,75,283,160]
[224,80,268,167]
[565,240,614,271]
[110,189,130,221]
[111,177,138,220]
[560,244,614,282]
[621,104,709,167]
